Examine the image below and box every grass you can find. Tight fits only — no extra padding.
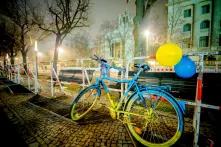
[63,83,82,92]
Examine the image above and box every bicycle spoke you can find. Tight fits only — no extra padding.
[70,56,184,146]
[70,86,100,120]
[126,90,183,146]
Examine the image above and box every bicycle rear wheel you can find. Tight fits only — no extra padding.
[70,85,100,120]
[126,89,184,146]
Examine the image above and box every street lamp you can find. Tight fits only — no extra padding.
[143,29,154,56]
[6,54,9,65]
[37,52,43,58]
[34,40,38,93]
[58,47,64,54]
[34,40,38,76]
[144,30,150,38]
[143,30,150,53]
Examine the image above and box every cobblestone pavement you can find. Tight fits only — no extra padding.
[0,82,134,147]
[0,78,220,147]
[30,92,218,147]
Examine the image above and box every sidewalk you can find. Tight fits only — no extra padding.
[0,77,220,147]
[0,78,134,147]
[0,103,27,146]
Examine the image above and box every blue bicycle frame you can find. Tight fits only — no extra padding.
[91,59,185,115]
[92,62,147,112]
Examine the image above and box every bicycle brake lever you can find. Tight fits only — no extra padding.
[94,55,99,60]
[91,55,99,61]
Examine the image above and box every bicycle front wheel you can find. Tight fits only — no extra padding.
[126,89,184,147]
[70,85,101,121]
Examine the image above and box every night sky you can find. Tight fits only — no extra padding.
[88,0,135,36]
[0,0,165,59]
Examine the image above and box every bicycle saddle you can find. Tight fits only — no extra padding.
[134,64,150,71]
[100,58,107,63]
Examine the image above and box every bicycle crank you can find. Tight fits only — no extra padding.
[110,109,117,119]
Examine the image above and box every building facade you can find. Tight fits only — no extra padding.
[168,0,221,52]
[141,0,168,57]
[102,0,168,64]
[103,0,221,67]
[103,11,135,65]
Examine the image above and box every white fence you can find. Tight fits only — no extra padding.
[1,56,221,97]
[1,54,221,147]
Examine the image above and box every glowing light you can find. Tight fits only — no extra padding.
[143,30,150,38]
[37,52,43,57]
[148,60,156,66]
[34,40,38,51]
[58,47,64,54]
[143,30,151,52]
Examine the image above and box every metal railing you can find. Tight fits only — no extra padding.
[1,54,221,147]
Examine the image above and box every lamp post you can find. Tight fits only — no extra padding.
[35,41,38,76]
[34,40,38,93]
[144,30,150,55]
[6,54,9,66]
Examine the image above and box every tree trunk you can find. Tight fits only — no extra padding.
[3,56,7,68]
[10,49,15,65]
[10,57,14,65]
[20,27,27,71]
[52,34,62,79]
[122,39,126,67]
[21,51,28,72]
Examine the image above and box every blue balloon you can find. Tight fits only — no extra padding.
[174,56,196,78]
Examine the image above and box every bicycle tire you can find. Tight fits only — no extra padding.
[125,89,184,146]
[70,85,101,120]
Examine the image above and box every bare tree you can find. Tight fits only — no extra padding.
[117,17,129,66]
[0,24,13,66]
[93,35,104,57]
[99,20,116,57]
[5,25,19,65]
[34,0,90,75]
[168,0,183,41]
[1,0,40,71]
[0,19,20,66]
[70,31,91,58]
[128,0,157,57]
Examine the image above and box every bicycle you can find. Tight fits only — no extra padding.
[70,55,184,146]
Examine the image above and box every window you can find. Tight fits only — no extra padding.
[219,34,221,46]
[202,4,210,14]
[220,20,221,29]
[199,36,209,47]
[200,20,210,29]
[184,9,191,18]
[183,23,191,32]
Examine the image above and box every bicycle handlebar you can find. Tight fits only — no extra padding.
[90,55,107,63]
[134,64,150,72]
[91,55,150,73]
[91,55,125,72]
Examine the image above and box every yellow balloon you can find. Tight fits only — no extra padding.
[156,43,182,66]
